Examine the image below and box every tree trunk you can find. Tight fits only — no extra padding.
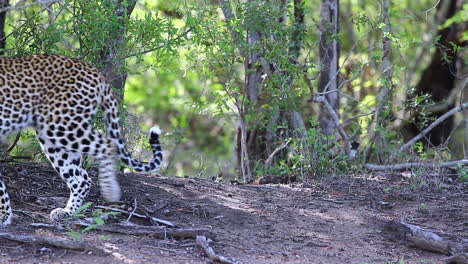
[240,9,265,180]
[222,0,307,180]
[404,0,465,146]
[367,0,393,163]
[98,0,137,104]
[0,0,7,55]
[318,0,340,137]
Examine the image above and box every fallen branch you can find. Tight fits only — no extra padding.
[74,221,214,239]
[386,221,450,254]
[444,253,468,264]
[364,159,468,171]
[398,102,468,155]
[95,205,175,227]
[196,235,236,264]
[31,222,215,240]
[385,220,468,263]
[0,232,104,255]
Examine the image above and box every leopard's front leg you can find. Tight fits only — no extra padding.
[0,175,12,227]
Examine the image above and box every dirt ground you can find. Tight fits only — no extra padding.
[0,162,466,264]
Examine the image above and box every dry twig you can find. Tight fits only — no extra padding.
[95,205,174,227]
[124,198,137,223]
[196,235,236,264]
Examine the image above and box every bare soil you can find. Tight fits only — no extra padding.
[0,162,466,264]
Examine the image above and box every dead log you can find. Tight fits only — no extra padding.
[365,159,468,171]
[71,221,215,240]
[0,232,105,255]
[385,220,468,264]
[196,235,236,264]
[444,253,468,264]
[31,221,215,240]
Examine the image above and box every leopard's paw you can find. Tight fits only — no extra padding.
[0,213,12,228]
[50,208,70,221]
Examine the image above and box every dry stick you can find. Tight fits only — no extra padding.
[196,235,236,264]
[124,198,137,223]
[314,95,353,158]
[365,159,468,171]
[0,232,105,255]
[94,205,174,227]
[265,138,292,166]
[397,101,468,155]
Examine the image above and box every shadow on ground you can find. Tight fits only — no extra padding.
[0,162,466,264]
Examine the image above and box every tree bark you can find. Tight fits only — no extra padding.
[404,0,465,146]
[0,0,8,55]
[367,0,393,163]
[318,0,340,137]
[98,0,137,104]
[241,7,265,179]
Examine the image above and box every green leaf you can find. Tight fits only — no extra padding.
[94,217,105,226]
[65,231,82,239]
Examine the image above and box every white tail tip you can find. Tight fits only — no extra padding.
[150,125,162,135]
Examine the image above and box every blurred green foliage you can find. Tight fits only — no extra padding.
[1,0,464,179]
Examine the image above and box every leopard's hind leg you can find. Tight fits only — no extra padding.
[37,123,120,222]
[38,140,92,221]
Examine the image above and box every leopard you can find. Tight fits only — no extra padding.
[0,54,163,227]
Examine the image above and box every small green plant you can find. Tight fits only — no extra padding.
[417,203,429,214]
[397,257,407,264]
[385,256,407,264]
[456,163,468,184]
[64,202,120,239]
[414,142,427,160]
[254,117,355,181]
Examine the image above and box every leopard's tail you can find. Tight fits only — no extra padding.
[100,83,163,172]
